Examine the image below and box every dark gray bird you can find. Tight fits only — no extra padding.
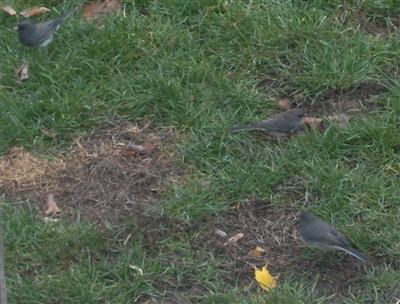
[17,7,79,53]
[230,107,305,137]
[299,211,369,262]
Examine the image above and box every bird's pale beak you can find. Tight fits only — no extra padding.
[14,26,18,30]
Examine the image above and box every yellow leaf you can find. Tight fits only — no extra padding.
[254,264,277,291]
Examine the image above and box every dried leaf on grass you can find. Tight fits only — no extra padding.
[129,265,144,276]
[119,141,158,158]
[303,116,323,130]
[215,229,227,238]
[224,232,244,245]
[254,263,277,291]
[277,98,290,110]
[45,193,61,216]
[249,246,266,258]
[83,0,121,22]
[1,5,16,16]
[20,7,49,17]
[16,62,29,84]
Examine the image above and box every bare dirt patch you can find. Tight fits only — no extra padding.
[196,200,369,294]
[0,122,181,224]
[133,199,371,298]
[349,11,390,36]
[306,81,388,117]
[353,13,400,36]
[257,74,388,131]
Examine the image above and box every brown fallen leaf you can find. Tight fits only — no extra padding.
[126,143,146,153]
[249,246,266,257]
[45,193,61,216]
[224,232,244,245]
[215,229,227,238]
[121,142,157,157]
[1,5,16,16]
[277,98,290,110]
[303,116,323,130]
[15,62,29,84]
[83,0,121,22]
[20,7,50,17]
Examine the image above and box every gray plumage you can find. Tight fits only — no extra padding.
[230,107,305,137]
[299,211,369,262]
[17,7,78,49]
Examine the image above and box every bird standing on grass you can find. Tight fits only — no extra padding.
[298,211,369,262]
[230,107,306,137]
[16,6,79,54]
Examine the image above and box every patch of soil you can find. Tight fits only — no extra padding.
[351,11,390,36]
[333,4,400,36]
[306,81,388,117]
[0,122,181,224]
[257,72,388,127]
[134,199,374,299]
[196,200,369,295]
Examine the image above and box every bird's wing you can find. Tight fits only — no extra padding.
[265,112,303,133]
[319,225,350,248]
[301,219,349,247]
[32,23,57,45]
[261,118,293,132]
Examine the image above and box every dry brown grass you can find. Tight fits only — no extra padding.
[0,122,181,224]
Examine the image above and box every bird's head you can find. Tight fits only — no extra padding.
[16,21,32,31]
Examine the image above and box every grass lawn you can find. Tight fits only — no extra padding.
[1,0,400,303]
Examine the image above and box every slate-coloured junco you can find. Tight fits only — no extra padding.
[230,108,305,137]
[17,6,79,52]
[299,211,369,262]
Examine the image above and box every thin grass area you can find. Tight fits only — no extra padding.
[1,0,400,303]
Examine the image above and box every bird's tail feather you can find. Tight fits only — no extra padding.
[230,122,267,133]
[337,246,369,262]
